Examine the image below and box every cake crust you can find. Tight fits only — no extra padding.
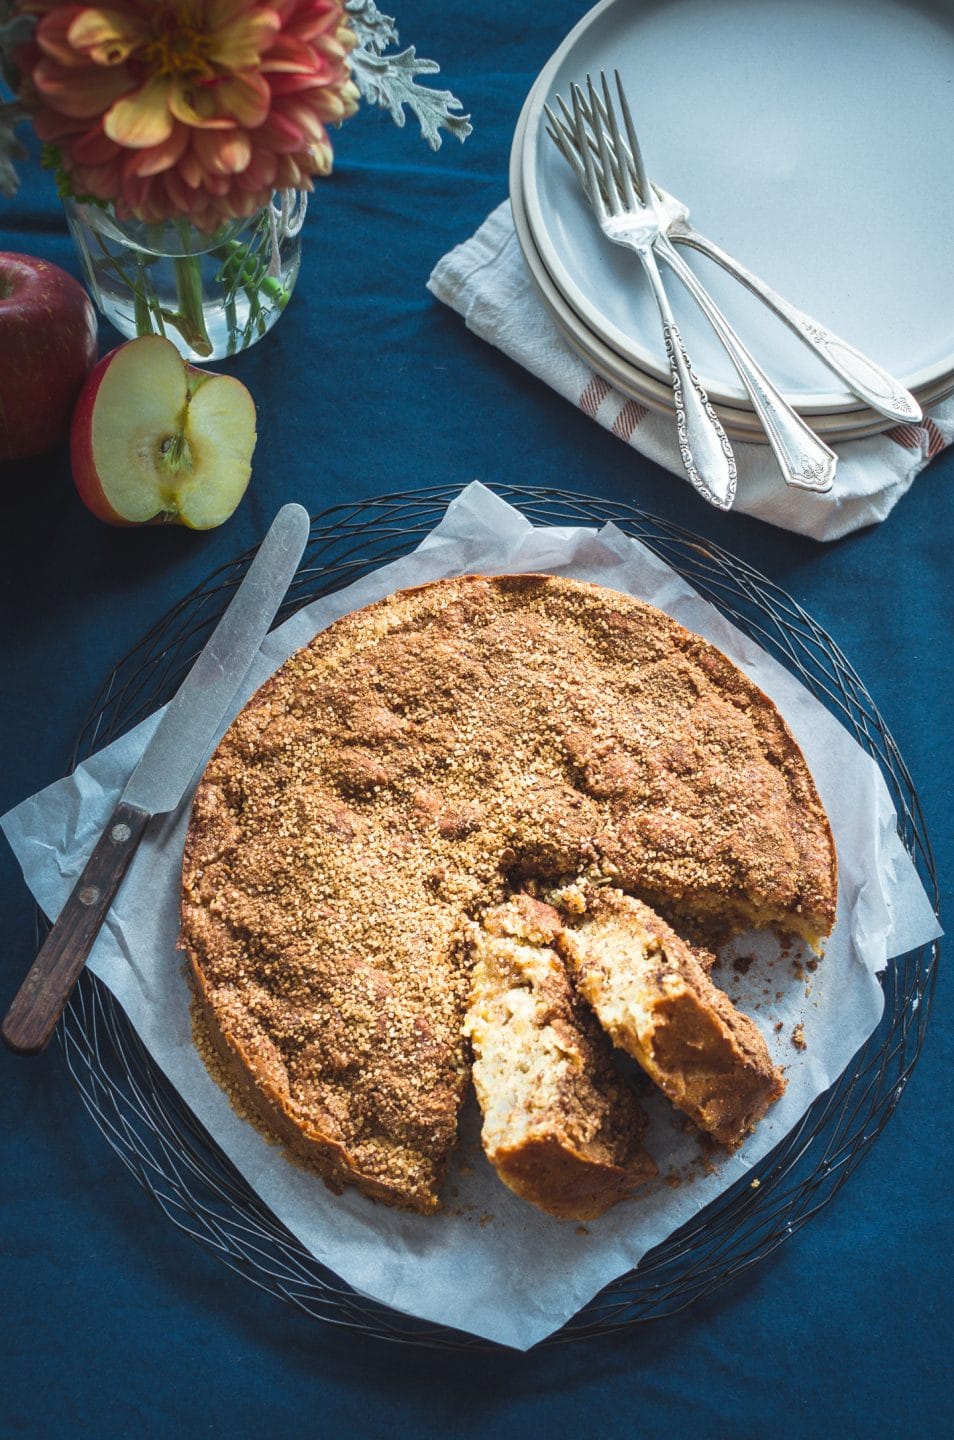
[180,573,836,1211]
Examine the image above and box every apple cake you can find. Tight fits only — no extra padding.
[180,573,836,1213]
[554,886,786,1148]
[463,894,657,1220]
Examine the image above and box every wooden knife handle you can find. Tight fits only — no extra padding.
[2,801,151,1055]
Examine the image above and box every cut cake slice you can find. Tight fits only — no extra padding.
[556,887,786,1149]
[463,895,657,1220]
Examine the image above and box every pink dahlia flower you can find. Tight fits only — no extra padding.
[17,1,360,229]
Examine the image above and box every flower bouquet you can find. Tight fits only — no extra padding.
[0,1,470,358]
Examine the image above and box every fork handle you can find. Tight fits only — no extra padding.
[655,236,837,492]
[668,223,922,424]
[631,234,736,509]
[659,318,738,510]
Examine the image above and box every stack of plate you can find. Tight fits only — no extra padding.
[509,0,954,443]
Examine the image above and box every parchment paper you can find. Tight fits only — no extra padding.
[2,484,941,1349]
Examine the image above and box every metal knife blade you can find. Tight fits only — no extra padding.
[123,503,310,814]
[2,502,310,1056]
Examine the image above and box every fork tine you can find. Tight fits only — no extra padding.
[564,77,649,208]
[613,69,652,208]
[584,75,621,216]
[598,71,639,211]
[544,102,577,167]
[554,93,584,161]
[570,83,605,218]
[545,106,598,205]
[554,92,619,202]
[544,101,586,177]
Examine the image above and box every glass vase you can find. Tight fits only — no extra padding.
[63,193,307,362]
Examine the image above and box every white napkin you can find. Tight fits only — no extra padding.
[428,202,953,540]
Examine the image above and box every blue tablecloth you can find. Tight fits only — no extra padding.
[1,3,949,1433]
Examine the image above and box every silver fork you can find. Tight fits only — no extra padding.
[565,78,737,510]
[553,82,921,426]
[551,75,838,494]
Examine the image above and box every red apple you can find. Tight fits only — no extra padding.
[70,334,257,529]
[0,252,98,462]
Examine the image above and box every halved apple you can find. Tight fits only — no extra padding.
[70,334,257,529]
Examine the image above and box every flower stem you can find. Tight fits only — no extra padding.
[68,200,295,359]
[217,239,290,309]
[172,245,213,358]
[133,254,164,337]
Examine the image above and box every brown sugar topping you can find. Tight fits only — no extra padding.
[180,573,836,1212]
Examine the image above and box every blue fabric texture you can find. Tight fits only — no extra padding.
[0,3,949,1434]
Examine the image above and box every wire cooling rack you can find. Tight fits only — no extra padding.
[53,484,939,1348]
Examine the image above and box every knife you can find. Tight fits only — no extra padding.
[2,502,311,1056]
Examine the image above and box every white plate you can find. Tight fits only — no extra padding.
[519,0,954,418]
[509,78,954,442]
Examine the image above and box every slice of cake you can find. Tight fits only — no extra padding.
[464,895,657,1220]
[556,888,786,1149]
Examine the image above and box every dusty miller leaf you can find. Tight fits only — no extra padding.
[0,100,26,198]
[345,2,471,150]
[0,3,34,191]
[0,6,34,90]
[345,0,399,55]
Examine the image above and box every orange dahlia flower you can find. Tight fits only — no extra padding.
[17,1,360,229]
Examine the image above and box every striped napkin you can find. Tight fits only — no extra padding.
[428,201,952,540]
